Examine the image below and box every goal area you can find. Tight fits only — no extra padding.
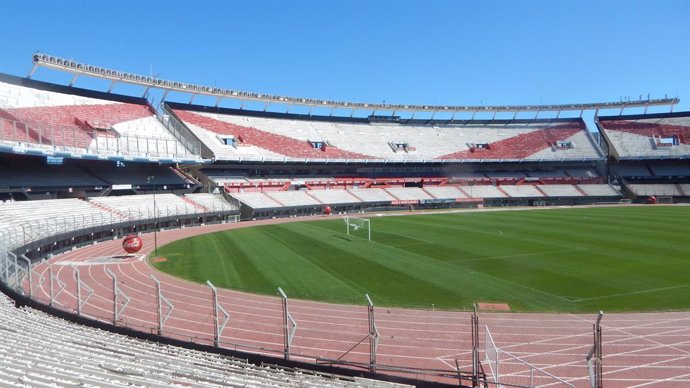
[344,217,371,241]
[656,196,673,204]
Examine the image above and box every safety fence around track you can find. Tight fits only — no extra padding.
[0,231,607,388]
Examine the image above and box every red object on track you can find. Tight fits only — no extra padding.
[122,234,143,253]
[323,206,332,215]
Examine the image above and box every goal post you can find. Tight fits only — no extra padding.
[344,217,371,241]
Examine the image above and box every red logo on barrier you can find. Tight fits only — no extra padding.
[122,235,143,253]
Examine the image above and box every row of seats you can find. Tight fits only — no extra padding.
[231,184,622,209]
[171,108,603,162]
[0,194,238,250]
[626,183,690,197]
[0,292,408,387]
[599,115,690,159]
[0,78,201,161]
[0,199,120,249]
[211,169,601,190]
[90,194,238,220]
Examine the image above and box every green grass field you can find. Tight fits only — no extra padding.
[152,206,690,312]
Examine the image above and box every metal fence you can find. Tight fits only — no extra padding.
[0,216,607,388]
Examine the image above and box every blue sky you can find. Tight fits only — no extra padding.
[0,0,688,122]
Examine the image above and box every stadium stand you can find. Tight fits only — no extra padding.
[385,187,434,202]
[166,102,604,163]
[306,189,362,205]
[499,185,544,198]
[459,185,507,199]
[231,192,284,210]
[537,184,584,197]
[423,186,468,199]
[346,188,396,203]
[264,191,322,207]
[89,194,228,219]
[184,193,238,212]
[0,293,408,388]
[6,55,690,388]
[597,111,690,160]
[598,111,690,201]
[577,184,622,197]
[626,183,682,197]
[0,198,121,249]
[0,74,201,162]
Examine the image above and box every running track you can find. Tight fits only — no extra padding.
[23,217,690,387]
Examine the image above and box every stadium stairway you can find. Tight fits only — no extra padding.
[181,196,210,213]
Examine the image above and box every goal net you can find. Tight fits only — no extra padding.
[344,217,371,241]
[657,196,673,204]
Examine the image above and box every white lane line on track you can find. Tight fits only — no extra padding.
[626,372,690,388]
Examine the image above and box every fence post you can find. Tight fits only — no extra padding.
[471,304,480,387]
[366,293,379,373]
[278,287,296,360]
[587,311,604,388]
[207,280,230,347]
[105,268,130,325]
[150,274,174,335]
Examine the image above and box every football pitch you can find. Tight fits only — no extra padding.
[152,206,690,312]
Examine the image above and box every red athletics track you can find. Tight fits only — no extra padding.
[23,216,690,387]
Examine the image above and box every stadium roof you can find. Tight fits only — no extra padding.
[31,53,679,116]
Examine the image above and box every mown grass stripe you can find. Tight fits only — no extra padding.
[153,206,690,312]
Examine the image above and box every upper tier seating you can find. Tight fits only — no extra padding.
[169,104,603,163]
[0,76,200,161]
[0,293,406,388]
[598,112,690,160]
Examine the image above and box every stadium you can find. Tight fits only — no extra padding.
[0,49,689,388]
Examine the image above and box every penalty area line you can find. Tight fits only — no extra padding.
[472,271,575,303]
[571,284,690,303]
